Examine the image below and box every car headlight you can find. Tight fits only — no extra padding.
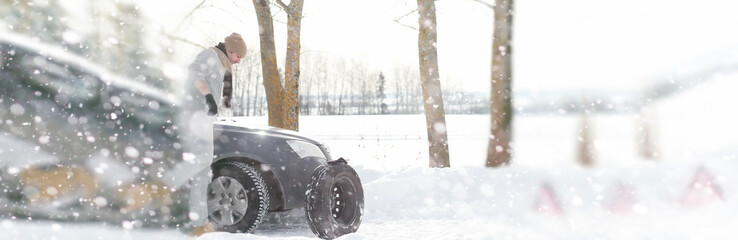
[286,140,326,159]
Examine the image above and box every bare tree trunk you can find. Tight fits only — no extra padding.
[349,63,357,115]
[414,83,421,113]
[283,0,304,130]
[394,69,402,113]
[638,102,658,160]
[336,62,349,115]
[304,75,312,115]
[252,0,304,131]
[335,61,343,115]
[402,67,416,114]
[252,72,261,116]
[300,54,314,115]
[252,0,284,127]
[486,0,514,168]
[417,0,450,168]
[258,86,265,116]
[577,110,595,166]
[244,63,252,116]
[359,81,365,115]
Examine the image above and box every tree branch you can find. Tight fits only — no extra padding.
[175,0,208,30]
[162,31,207,49]
[467,0,494,9]
[267,1,288,25]
[273,17,287,25]
[274,0,289,12]
[274,0,304,20]
[393,9,418,31]
[394,9,418,22]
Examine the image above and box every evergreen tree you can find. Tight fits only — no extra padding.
[0,0,85,54]
[107,2,169,89]
[377,72,389,114]
[377,72,387,114]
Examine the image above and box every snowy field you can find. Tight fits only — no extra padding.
[2,78,738,240]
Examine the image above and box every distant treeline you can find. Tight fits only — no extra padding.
[230,50,492,116]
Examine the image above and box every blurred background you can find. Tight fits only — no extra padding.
[1,0,738,238]
[3,0,736,164]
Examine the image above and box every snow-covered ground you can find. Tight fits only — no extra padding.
[3,77,737,239]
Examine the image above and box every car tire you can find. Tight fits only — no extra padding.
[305,162,364,239]
[208,161,269,233]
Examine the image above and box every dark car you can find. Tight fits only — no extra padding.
[211,120,364,238]
[0,31,187,224]
[0,31,363,239]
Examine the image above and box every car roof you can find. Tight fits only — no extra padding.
[0,30,179,105]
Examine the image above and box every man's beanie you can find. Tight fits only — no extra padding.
[224,32,247,57]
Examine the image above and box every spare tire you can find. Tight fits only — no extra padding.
[305,162,364,239]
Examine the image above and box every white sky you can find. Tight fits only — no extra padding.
[138,0,738,93]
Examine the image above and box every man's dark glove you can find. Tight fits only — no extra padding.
[205,94,218,116]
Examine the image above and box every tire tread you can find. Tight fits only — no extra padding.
[211,161,269,233]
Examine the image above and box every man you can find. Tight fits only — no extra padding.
[172,32,246,235]
[190,32,245,116]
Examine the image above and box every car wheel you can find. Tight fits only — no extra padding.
[305,162,364,239]
[208,161,269,233]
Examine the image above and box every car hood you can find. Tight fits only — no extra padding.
[213,117,325,147]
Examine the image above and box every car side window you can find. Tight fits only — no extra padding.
[104,89,166,126]
[20,54,101,106]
